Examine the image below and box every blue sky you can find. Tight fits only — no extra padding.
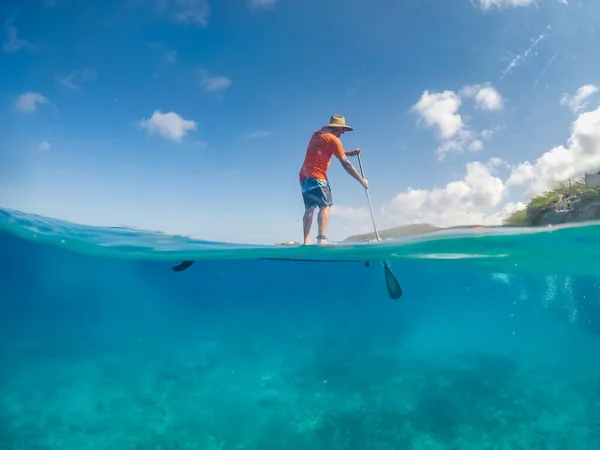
[2,0,600,244]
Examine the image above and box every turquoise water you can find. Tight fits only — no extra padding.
[2,206,600,448]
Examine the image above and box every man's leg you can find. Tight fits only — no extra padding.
[317,206,330,244]
[303,205,316,245]
[316,183,333,244]
[301,179,332,245]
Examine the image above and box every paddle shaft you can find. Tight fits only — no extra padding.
[356,153,381,242]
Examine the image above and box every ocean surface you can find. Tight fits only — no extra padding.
[2,206,600,449]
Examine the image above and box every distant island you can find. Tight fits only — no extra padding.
[276,175,600,245]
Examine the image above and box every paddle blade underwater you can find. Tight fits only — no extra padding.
[383,261,403,299]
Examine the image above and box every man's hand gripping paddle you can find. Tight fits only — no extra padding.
[356,152,403,300]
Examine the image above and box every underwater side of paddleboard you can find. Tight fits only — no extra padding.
[171,240,404,300]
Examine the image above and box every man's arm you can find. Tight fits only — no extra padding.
[344,148,361,157]
[337,154,368,187]
[328,136,367,187]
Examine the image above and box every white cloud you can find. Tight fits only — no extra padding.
[507,106,600,198]
[502,201,527,217]
[156,0,210,26]
[382,159,509,227]
[383,106,600,229]
[477,0,536,9]
[57,69,97,90]
[38,141,51,151]
[477,0,567,8]
[200,69,231,93]
[411,90,463,140]
[560,84,598,114]
[461,84,504,111]
[14,92,49,113]
[330,205,374,239]
[332,205,370,221]
[138,110,197,142]
[411,84,503,160]
[469,140,484,152]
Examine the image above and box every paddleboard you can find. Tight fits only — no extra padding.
[172,240,374,272]
[172,258,370,271]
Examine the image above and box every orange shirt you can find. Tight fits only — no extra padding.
[299,130,346,181]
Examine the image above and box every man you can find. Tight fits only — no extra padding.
[298,115,369,245]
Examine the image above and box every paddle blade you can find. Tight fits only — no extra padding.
[382,261,403,299]
[172,260,195,272]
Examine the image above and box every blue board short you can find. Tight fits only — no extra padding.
[300,177,333,209]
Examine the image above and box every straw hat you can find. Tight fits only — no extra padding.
[324,115,353,131]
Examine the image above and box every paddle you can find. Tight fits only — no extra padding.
[356,152,403,299]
